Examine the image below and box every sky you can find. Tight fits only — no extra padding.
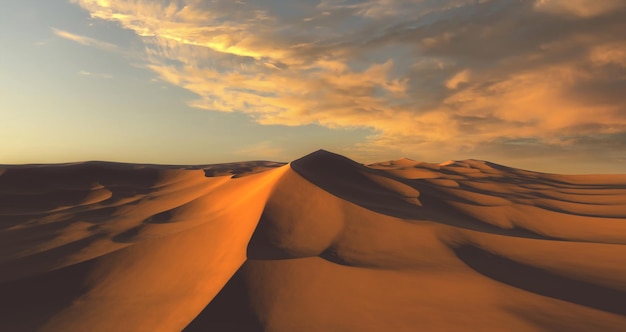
[1,0,625,173]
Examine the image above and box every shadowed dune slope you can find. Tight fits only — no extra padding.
[2,150,626,331]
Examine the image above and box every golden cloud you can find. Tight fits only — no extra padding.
[70,0,626,161]
[533,0,626,18]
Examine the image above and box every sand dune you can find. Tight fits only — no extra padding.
[1,150,625,331]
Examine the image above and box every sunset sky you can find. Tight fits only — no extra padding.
[1,0,625,173]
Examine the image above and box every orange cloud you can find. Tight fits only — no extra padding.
[445,69,471,90]
[533,0,626,18]
[70,0,626,163]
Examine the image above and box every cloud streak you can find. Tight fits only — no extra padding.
[52,28,118,51]
[69,0,626,165]
[78,70,113,79]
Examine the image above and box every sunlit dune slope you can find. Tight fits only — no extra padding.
[0,160,287,331]
[2,151,626,331]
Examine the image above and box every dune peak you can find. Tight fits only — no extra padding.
[293,149,351,162]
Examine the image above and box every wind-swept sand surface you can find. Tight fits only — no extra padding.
[1,151,626,331]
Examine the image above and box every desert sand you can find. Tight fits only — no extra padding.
[1,150,625,331]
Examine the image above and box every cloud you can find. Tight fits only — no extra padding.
[78,70,113,79]
[589,42,626,68]
[445,69,471,90]
[69,0,626,164]
[533,0,625,18]
[52,28,118,51]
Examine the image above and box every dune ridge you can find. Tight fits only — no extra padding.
[1,150,626,331]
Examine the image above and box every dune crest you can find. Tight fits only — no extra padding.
[1,150,626,331]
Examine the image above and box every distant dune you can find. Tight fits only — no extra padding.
[1,150,626,331]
